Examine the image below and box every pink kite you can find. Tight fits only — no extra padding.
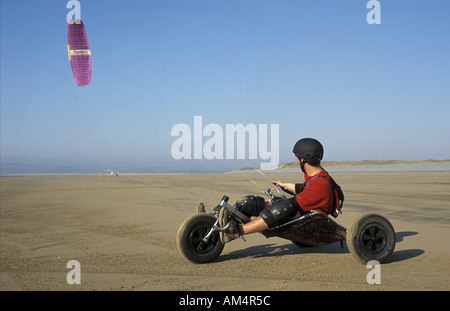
[67,19,91,86]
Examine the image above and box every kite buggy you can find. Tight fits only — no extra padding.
[176,185,396,264]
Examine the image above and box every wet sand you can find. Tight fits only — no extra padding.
[1,170,449,291]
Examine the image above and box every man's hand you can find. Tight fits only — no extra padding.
[272,180,296,192]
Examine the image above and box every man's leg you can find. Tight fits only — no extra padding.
[241,216,269,235]
[242,199,298,235]
[220,198,297,241]
[219,209,268,242]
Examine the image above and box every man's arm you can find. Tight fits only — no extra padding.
[273,180,304,195]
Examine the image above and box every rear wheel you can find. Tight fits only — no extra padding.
[177,214,224,264]
[347,213,395,264]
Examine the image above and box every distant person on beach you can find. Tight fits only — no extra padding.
[220,138,342,242]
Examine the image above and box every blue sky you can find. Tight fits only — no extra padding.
[1,0,449,173]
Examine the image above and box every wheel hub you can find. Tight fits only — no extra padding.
[361,223,387,254]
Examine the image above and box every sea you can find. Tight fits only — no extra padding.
[1,162,450,177]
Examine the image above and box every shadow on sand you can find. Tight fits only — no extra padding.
[218,231,424,263]
[386,231,424,263]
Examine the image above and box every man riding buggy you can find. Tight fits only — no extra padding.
[177,138,395,264]
[219,137,343,243]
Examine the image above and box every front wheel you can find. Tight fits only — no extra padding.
[177,214,224,264]
[346,213,395,264]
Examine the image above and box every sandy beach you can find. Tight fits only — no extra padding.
[1,169,449,291]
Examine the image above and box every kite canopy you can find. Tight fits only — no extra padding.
[67,18,91,86]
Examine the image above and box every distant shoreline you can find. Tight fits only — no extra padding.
[232,159,450,174]
[282,159,450,168]
[1,159,450,177]
[234,159,450,171]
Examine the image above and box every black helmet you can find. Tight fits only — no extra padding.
[292,138,324,165]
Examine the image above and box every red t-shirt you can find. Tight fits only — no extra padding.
[295,169,334,215]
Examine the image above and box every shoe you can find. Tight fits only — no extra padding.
[218,207,240,243]
[197,203,206,213]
